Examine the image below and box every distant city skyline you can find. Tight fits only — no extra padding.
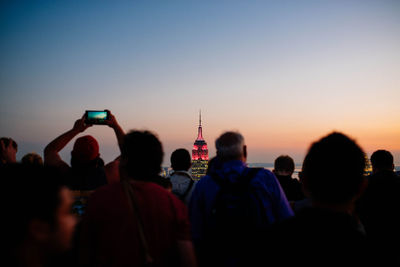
[1,1,399,165]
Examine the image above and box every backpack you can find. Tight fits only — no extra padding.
[209,168,270,239]
[202,168,271,266]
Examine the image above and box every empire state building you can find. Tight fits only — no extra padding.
[191,111,208,180]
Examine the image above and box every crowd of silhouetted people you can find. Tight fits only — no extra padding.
[1,111,400,267]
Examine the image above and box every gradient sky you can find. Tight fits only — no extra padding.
[1,0,399,166]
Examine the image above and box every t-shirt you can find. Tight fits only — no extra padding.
[79,180,191,266]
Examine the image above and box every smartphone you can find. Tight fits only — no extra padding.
[84,110,110,125]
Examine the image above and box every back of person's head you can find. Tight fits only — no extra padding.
[120,130,163,180]
[215,131,246,162]
[274,155,295,175]
[71,135,101,168]
[370,149,394,172]
[21,152,43,166]
[0,137,18,150]
[71,135,100,162]
[0,137,18,163]
[302,132,366,204]
[2,164,75,252]
[171,148,191,171]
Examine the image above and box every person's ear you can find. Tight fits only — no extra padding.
[29,219,51,242]
[243,145,247,160]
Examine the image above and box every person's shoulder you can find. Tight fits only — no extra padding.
[194,174,211,184]
[289,177,302,186]
[89,182,122,201]
[251,167,278,183]
[369,171,400,189]
[169,171,191,181]
[147,182,188,211]
[189,175,214,196]
[253,167,274,176]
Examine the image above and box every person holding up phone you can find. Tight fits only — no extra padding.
[44,110,125,191]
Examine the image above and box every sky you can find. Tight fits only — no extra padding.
[1,0,399,166]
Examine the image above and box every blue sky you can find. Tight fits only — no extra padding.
[1,0,399,165]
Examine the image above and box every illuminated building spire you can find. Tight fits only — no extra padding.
[192,110,208,180]
[196,110,204,141]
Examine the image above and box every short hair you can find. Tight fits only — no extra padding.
[171,148,191,171]
[215,132,245,161]
[21,152,43,166]
[2,164,65,247]
[302,132,365,204]
[370,150,393,171]
[274,155,295,173]
[121,130,163,179]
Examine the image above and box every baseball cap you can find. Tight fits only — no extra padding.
[71,135,99,163]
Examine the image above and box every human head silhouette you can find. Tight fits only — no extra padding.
[370,149,394,173]
[120,130,163,180]
[274,155,295,176]
[215,131,247,162]
[302,132,366,205]
[171,148,191,171]
[3,164,76,259]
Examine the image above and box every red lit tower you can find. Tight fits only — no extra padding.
[191,111,208,180]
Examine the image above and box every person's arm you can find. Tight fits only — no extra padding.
[44,116,91,168]
[103,111,124,183]
[104,156,120,184]
[105,110,125,152]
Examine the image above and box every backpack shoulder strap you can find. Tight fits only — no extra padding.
[172,171,195,201]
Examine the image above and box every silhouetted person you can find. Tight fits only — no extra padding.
[168,148,196,205]
[256,132,370,266]
[2,164,77,267]
[273,155,305,202]
[189,131,293,267]
[357,149,400,265]
[21,152,43,166]
[78,130,197,267]
[0,137,18,165]
[44,111,125,190]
